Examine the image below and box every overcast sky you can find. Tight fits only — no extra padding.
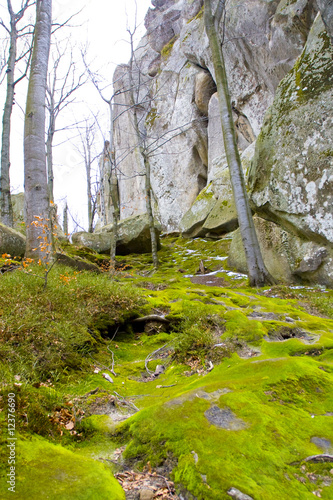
[0,0,152,231]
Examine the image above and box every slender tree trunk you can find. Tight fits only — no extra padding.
[86,143,93,233]
[46,101,55,203]
[204,0,274,287]
[24,0,52,261]
[107,101,119,273]
[143,152,159,269]
[63,202,68,237]
[0,13,17,227]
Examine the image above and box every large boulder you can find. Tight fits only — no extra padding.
[248,15,333,247]
[180,143,255,238]
[180,183,217,237]
[228,216,333,287]
[72,214,161,256]
[0,223,26,258]
[11,193,25,233]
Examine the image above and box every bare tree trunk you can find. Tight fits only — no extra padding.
[143,152,159,269]
[63,202,68,237]
[46,111,55,203]
[107,101,119,272]
[204,0,274,287]
[86,138,93,233]
[1,0,33,227]
[24,0,52,261]
[0,15,16,227]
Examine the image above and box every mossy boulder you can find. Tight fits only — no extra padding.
[202,195,238,237]
[0,436,125,500]
[228,216,333,286]
[0,222,26,258]
[71,231,111,254]
[248,15,333,247]
[73,214,161,255]
[180,183,217,237]
[55,252,101,273]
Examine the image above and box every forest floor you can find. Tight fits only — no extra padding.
[0,235,333,500]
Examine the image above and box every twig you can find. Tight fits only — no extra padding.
[145,341,174,375]
[148,472,174,496]
[156,384,177,389]
[107,346,116,376]
[113,391,139,412]
[88,353,114,374]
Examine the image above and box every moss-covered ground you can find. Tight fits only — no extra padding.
[0,236,332,499]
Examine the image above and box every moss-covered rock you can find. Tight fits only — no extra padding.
[180,183,217,237]
[249,15,333,248]
[73,214,161,255]
[0,222,26,258]
[228,216,333,286]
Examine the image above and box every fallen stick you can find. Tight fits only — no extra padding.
[303,454,333,463]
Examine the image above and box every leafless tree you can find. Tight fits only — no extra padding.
[83,57,120,271]
[75,117,100,233]
[0,0,34,227]
[46,36,87,203]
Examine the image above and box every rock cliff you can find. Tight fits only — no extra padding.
[103,0,332,285]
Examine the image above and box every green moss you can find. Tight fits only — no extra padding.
[186,6,204,24]
[224,310,267,343]
[0,436,125,500]
[116,355,333,499]
[145,107,158,129]
[161,35,179,60]
[1,234,333,499]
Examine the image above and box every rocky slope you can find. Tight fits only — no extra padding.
[105,0,333,286]
[1,238,333,499]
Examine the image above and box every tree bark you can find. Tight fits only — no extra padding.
[143,152,159,269]
[24,0,52,261]
[0,16,16,227]
[1,0,33,227]
[63,202,68,237]
[204,0,274,287]
[107,101,119,273]
[86,134,93,233]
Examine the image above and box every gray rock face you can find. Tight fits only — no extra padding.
[317,0,333,42]
[0,223,26,258]
[72,214,161,256]
[99,0,333,286]
[249,15,333,247]
[111,0,318,233]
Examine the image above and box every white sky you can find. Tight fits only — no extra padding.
[0,0,152,231]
